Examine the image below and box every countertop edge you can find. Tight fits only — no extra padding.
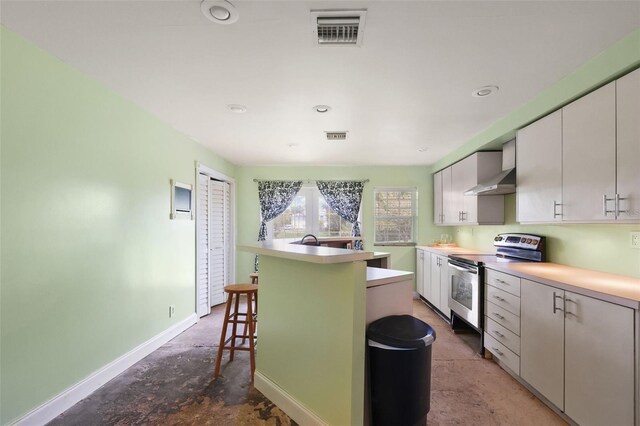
[485,263,640,309]
[239,243,374,264]
[366,267,414,288]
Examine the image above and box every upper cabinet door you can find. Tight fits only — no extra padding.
[516,111,563,223]
[452,155,477,223]
[441,167,455,225]
[616,68,640,221]
[433,171,443,225]
[562,82,616,222]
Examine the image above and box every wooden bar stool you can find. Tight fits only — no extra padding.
[249,273,259,284]
[214,284,258,381]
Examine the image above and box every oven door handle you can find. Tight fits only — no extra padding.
[447,261,478,274]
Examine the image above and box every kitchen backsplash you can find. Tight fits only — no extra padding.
[453,194,640,278]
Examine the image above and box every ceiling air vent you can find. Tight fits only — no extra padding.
[325,131,348,141]
[311,10,367,47]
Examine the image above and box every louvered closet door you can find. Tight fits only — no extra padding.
[209,180,228,306]
[196,173,211,317]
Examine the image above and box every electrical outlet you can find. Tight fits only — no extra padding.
[169,305,175,317]
[632,232,640,249]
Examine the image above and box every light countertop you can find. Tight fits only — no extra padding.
[239,239,373,264]
[486,261,640,308]
[366,267,413,288]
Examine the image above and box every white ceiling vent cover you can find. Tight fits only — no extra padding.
[325,131,348,141]
[311,10,367,47]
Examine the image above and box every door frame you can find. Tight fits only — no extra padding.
[195,162,236,318]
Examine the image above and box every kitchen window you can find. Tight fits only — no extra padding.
[374,187,418,245]
[269,186,356,239]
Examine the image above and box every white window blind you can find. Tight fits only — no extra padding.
[374,187,418,245]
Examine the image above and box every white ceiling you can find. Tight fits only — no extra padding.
[2,1,639,166]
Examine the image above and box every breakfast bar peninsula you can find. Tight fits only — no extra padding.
[239,240,414,425]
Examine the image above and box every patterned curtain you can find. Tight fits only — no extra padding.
[255,180,303,271]
[316,180,366,250]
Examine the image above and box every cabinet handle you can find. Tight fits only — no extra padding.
[553,201,562,218]
[492,330,505,338]
[552,292,564,314]
[493,295,506,302]
[492,347,505,357]
[492,312,505,320]
[462,211,467,221]
[563,297,577,318]
[603,194,616,216]
[495,279,509,286]
[615,193,628,217]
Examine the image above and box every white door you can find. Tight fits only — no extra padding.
[209,180,229,307]
[433,171,443,224]
[616,67,640,221]
[516,110,563,223]
[196,173,211,317]
[562,82,616,221]
[564,292,634,426]
[416,250,425,297]
[520,279,564,410]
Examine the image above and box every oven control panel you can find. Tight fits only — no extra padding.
[493,233,544,250]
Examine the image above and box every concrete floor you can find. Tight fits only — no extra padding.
[51,299,565,425]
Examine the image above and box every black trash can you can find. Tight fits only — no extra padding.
[367,315,436,426]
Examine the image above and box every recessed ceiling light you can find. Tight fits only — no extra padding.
[201,0,239,25]
[227,104,247,113]
[472,85,499,98]
[417,147,429,152]
[313,105,332,113]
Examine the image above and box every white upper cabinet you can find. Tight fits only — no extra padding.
[616,67,640,221]
[516,67,640,224]
[441,167,455,225]
[433,171,444,225]
[516,110,563,223]
[562,82,617,222]
[435,152,504,226]
[451,155,477,223]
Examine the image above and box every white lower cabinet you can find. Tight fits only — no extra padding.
[431,254,450,319]
[415,249,450,320]
[520,280,565,410]
[519,278,635,426]
[416,249,425,297]
[564,292,634,426]
[484,270,522,375]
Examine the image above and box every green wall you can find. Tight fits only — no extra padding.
[236,166,437,281]
[452,195,640,278]
[428,28,640,279]
[257,256,366,425]
[433,28,640,172]
[0,27,236,424]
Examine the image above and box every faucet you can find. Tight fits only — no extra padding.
[300,234,320,246]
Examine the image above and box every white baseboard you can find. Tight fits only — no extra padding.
[254,371,327,426]
[13,313,198,426]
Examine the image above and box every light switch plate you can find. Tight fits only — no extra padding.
[631,232,640,249]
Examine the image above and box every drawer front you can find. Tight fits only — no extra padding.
[485,301,520,335]
[484,317,520,355]
[484,333,520,375]
[485,269,521,297]
[486,285,521,316]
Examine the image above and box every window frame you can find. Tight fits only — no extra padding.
[373,186,418,246]
[266,185,361,240]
